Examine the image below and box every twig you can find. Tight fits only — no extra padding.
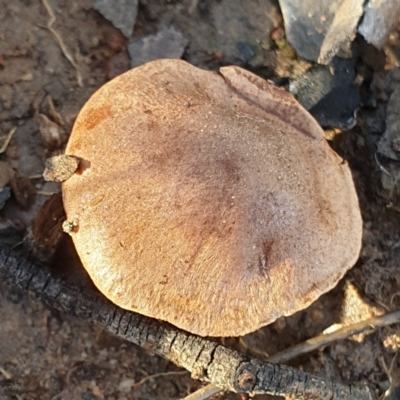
[185,336,270,400]
[36,191,57,196]
[0,248,374,400]
[186,311,400,399]
[0,367,12,380]
[46,95,64,126]
[181,384,221,400]
[133,370,187,389]
[188,0,199,14]
[380,352,399,399]
[374,152,400,201]
[239,336,269,360]
[267,311,400,364]
[0,127,17,154]
[182,337,269,400]
[41,0,82,87]
[51,362,83,400]
[375,153,392,178]
[389,169,400,200]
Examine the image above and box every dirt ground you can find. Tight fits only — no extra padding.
[1,1,400,399]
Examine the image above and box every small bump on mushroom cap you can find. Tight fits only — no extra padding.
[62,59,362,337]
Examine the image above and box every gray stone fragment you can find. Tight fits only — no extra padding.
[359,0,400,49]
[279,0,364,64]
[318,0,364,65]
[378,69,400,161]
[0,187,11,210]
[94,0,138,38]
[237,42,255,63]
[279,0,340,62]
[288,57,359,129]
[0,219,23,246]
[128,26,188,68]
[211,0,277,66]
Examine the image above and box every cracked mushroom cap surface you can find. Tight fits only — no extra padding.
[62,59,362,337]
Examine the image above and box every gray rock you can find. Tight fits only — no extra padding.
[288,57,359,129]
[279,0,364,63]
[237,42,255,63]
[94,0,138,38]
[279,0,338,62]
[0,187,11,210]
[211,0,276,66]
[378,68,400,160]
[318,0,364,64]
[128,26,188,68]
[359,0,400,49]
[0,219,24,246]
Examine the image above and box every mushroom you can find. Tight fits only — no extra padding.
[61,59,362,337]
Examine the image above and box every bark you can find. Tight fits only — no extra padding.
[0,248,374,400]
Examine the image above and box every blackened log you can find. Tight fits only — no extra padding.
[0,248,374,399]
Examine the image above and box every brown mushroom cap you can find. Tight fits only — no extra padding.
[62,59,362,337]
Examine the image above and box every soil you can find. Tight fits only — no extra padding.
[1,1,400,399]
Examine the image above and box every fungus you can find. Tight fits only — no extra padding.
[61,59,362,337]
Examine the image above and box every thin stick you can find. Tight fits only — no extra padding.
[41,0,82,87]
[188,0,199,14]
[0,127,17,154]
[389,169,400,199]
[181,384,221,400]
[379,352,399,399]
[51,362,82,400]
[36,191,57,196]
[375,152,392,178]
[184,311,400,400]
[239,336,269,359]
[268,310,400,363]
[0,367,12,380]
[0,249,374,400]
[133,370,187,389]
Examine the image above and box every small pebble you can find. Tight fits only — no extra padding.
[43,155,80,182]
